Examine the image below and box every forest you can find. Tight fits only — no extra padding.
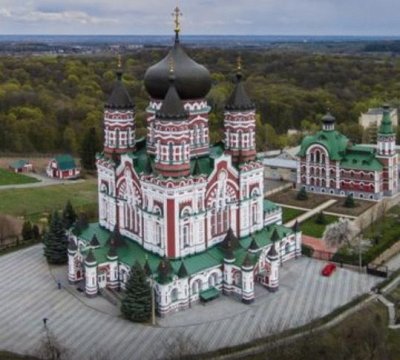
[0,48,400,154]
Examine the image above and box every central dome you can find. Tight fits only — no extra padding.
[144,41,212,101]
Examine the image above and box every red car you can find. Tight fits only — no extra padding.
[322,263,336,277]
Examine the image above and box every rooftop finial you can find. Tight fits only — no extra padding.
[117,53,122,69]
[172,5,183,43]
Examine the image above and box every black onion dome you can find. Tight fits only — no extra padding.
[144,42,211,100]
[156,76,188,120]
[322,112,335,124]
[225,72,255,111]
[105,70,135,110]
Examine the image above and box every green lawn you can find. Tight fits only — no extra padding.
[281,207,305,223]
[300,214,338,238]
[0,168,39,186]
[0,180,98,221]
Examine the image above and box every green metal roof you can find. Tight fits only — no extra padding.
[298,130,349,161]
[200,287,220,301]
[379,108,394,135]
[9,160,29,169]
[263,199,280,213]
[54,154,77,170]
[340,146,383,171]
[78,223,292,279]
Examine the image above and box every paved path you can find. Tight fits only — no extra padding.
[385,252,400,272]
[285,199,337,228]
[0,173,84,191]
[0,245,381,360]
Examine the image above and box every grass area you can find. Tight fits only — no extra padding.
[0,351,37,359]
[300,213,338,238]
[267,189,332,210]
[0,168,39,186]
[281,207,305,223]
[326,197,375,216]
[0,180,98,221]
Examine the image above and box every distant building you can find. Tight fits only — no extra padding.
[263,146,299,182]
[359,107,398,129]
[46,155,80,180]
[297,107,398,200]
[9,160,33,173]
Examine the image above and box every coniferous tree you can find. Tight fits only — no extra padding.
[79,127,101,171]
[315,211,327,225]
[43,211,68,264]
[22,220,33,241]
[62,200,77,229]
[121,261,152,323]
[344,194,356,208]
[296,187,308,201]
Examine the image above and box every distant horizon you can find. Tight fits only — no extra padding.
[1,34,400,38]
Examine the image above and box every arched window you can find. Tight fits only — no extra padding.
[316,151,320,163]
[233,272,242,286]
[192,279,202,294]
[171,288,178,302]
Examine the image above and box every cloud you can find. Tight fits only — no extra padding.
[0,0,399,35]
[0,8,116,25]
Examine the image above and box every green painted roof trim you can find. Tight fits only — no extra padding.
[78,223,292,279]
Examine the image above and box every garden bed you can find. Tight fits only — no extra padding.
[267,189,332,210]
[326,198,375,217]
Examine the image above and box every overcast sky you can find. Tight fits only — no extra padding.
[0,0,399,36]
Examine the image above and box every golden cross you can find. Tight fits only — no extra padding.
[172,6,183,34]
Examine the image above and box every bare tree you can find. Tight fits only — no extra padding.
[323,218,359,249]
[161,332,202,360]
[35,328,69,360]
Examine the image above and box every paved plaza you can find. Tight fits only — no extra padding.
[0,245,381,359]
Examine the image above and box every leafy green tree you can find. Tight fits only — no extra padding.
[43,211,68,265]
[121,261,152,323]
[62,200,77,229]
[80,127,101,171]
[22,220,33,241]
[296,187,308,201]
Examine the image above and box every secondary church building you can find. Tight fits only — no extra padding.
[67,11,302,316]
[297,107,398,200]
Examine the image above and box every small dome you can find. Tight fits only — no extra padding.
[144,41,212,100]
[105,70,134,110]
[225,73,255,111]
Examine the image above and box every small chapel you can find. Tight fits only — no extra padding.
[67,8,302,316]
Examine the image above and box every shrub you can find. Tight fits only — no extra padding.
[296,187,308,201]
